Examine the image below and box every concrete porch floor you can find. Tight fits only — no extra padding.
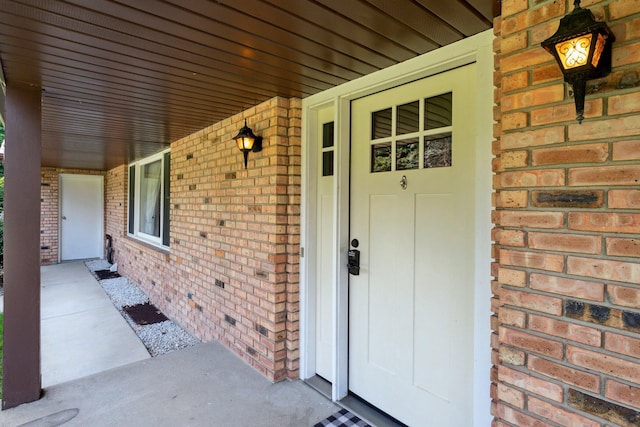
[0,262,339,426]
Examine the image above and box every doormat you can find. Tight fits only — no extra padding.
[94,269,121,280]
[314,409,371,427]
[123,302,168,325]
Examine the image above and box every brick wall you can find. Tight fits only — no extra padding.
[40,167,105,264]
[493,1,640,425]
[107,97,302,381]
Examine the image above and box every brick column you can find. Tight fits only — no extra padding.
[492,1,640,425]
[2,84,42,408]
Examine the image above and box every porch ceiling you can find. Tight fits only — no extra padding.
[0,0,499,171]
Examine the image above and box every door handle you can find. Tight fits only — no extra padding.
[62,216,67,220]
[348,239,360,275]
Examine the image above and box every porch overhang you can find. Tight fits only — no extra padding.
[0,0,500,170]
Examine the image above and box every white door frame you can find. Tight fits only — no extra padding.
[59,173,104,262]
[301,30,494,426]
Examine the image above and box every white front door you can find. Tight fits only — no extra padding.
[60,174,104,261]
[349,64,477,426]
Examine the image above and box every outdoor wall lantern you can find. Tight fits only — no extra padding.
[233,119,263,168]
[542,0,615,123]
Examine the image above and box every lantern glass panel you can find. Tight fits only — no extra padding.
[555,33,593,70]
[591,33,606,67]
[237,137,254,151]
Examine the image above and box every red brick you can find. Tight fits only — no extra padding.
[501,85,565,112]
[501,126,565,149]
[529,314,601,347]
[497,228,527,246]
[531,100,602,126]
[500,48,556,72]
[500,249,565,273]
[495,191,528,208]
[569,116,640,141]
[605,380,640,409]
[499,306,527,328]
[527,396,600,427]
[532,143,608,166]
[501,0,528,17]
[567,345,640,383]
[503,71,529,92]
[568,256,640,285]
[498,365,564,401]
[501,32,528,54]
[569,212,640,233]
[500,345,526,366]
[609,91,640,116]
[609,189,640,209]
[530,273,605,302]
[604,331,640,359]
[528,232,601,255]
[608,285,640,309]
[501,1,565,35]
[499,268,527,287]
[498,169,565,188]
[532,63,562,85]
[607,237,640,258]
[613,140,640,161]
[494,211,564,229]
[497,403,550,427]
[528,355,600,393]
[498,383,525,408]
[610,1,640,19]
[569,165,640,186]
[499,150,529,168]
[613,40,640,67]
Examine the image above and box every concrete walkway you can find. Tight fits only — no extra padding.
[0,262,339,426]
[40,262,151,387]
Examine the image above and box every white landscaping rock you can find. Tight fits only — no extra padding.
[85,261,200,357]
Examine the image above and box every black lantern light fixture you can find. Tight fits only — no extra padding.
[233,119,263,169]
[542,0,615,123]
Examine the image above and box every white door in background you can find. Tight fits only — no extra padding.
[60,174,104,261]
[349,64,477,426]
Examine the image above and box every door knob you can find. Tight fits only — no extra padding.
[62,216,67,220]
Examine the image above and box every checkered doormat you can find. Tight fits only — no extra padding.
[314,409,372,427]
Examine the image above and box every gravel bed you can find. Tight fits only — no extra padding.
[85,261,199,357]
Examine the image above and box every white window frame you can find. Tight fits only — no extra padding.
[128,148,170,249]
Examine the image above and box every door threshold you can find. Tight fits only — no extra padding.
[304,376,406,427]
[304,375,332,399]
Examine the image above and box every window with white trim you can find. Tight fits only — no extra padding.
[128,149,170,248]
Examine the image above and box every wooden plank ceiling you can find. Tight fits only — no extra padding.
[0,0,499,170]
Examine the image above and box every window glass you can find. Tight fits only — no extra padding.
[139,159,162,237]
[128,149,170,248]
[396,138,419,170]
[424,133,452,168]
[372,108,392,139]
[371,142,392,173]
[425,92,452,130]
[396,101,419,135]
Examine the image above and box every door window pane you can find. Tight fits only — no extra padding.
[396,138,419,170]
[424,133,452,168]
[139,159,162,237]
[323,122,334,148]
[323,151,334,177]
[372,108,392,139]
[396,101,419,135]
[371,143,392,173]
[425,92,452,130]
